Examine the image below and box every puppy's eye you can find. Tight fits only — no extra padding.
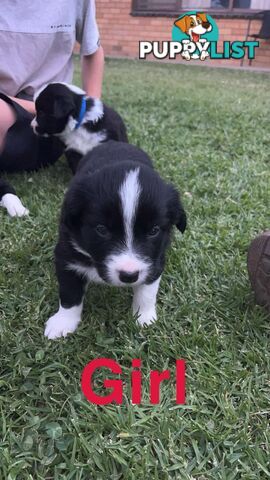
[197,19,202,24]
[95,224,110,237]
[148,225,160,237]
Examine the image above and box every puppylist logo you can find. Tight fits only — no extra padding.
[139,11,259,62]
[173,11,218,61]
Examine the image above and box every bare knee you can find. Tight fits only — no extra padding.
[0,99,16,152]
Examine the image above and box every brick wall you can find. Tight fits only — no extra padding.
[95,0,270,68]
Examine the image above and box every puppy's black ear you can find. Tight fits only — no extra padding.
[62,185,86,231]
[53,95,76,119]
[166,184,187,233]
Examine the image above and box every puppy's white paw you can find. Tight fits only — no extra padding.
[136,308,157,327]
[200,51,209,61]
[0,194,29,217]
[182,51,191,61]
[132,278,160,327]
[44,305,82,339]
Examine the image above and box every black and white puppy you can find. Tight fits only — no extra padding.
[32,83,128,173]
[45,141,187,339]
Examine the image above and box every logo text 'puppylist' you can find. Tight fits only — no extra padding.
[139,11,259,62]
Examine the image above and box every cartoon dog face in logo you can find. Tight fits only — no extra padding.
[174,13,212,43]
[174,12,212,61]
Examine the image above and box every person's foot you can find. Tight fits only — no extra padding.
[247,231,270,310]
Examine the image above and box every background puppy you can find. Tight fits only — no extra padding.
[32,83,128,173]
[45,140,187,340]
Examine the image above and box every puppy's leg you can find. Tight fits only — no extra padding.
[0,178,29,217]
[132,276,161,326]
[45,267,87,340]
[200,51,209,61]
[65,149,82,174]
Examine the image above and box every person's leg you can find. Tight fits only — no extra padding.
[247,231,270,310]
[0,91,63,171]
[0,98,29,216]
[0,96,32,216]
[0,99,16,153]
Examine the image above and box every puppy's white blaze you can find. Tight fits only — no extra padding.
[44,303,83,339]
[119,168,141,249]
[105,168,150,286]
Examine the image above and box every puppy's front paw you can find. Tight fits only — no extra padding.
[136,308,157,327]
[182,51,191,61]
[200,51,209,61]
[44,307,81,339]
[0,194,29,217]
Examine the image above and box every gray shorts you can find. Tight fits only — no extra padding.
[16,91,34,101]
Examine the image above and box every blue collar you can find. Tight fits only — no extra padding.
[75,96,87,129]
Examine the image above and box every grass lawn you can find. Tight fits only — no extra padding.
[0,57,270,480]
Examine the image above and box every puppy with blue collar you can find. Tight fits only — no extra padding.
[32,83,128,173]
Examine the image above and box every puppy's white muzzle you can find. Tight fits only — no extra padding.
[31,118,49,137]
[193,24,207,34]
[106,252,150,286]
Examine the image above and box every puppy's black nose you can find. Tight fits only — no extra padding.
[203,21,210,29]
[119,270,139,284]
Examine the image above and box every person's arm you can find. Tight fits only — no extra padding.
[9,96,36,114]
[81,45,104,99]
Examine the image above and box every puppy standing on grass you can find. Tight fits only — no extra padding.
[32,83,128,173]
[44,141,187,339]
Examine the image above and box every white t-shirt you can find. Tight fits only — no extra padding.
[0,0,100,97]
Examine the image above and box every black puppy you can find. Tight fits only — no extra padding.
[45,141,187,339]
[32,83,128,173]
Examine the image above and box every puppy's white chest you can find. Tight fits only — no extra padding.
[63,128,107,155]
